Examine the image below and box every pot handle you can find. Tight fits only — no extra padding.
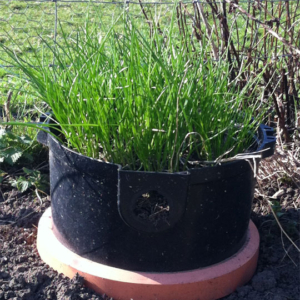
[117,169,190,233]
[37,130,49,146]
[257,124,276,158]
[37,114,50,146]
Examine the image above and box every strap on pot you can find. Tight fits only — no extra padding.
[256,124,276,158]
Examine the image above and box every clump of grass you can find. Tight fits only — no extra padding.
[10,2,27,11]
[0,8,267,172]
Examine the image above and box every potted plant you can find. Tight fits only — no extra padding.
[1,8,275,299]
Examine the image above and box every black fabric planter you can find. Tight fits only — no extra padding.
[37,124,275,272]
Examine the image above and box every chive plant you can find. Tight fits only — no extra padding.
[0,9,267,172]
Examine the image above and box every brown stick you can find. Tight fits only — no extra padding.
[4,91,12,122]
[283,69,291,126]
[263,71,291,142]
[196,2,219,60]
[224,0,300,55]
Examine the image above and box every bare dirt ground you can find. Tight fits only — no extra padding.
[0,146,299,300]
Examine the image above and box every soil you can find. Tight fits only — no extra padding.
[134,190,170,227]
[0,149,299,300]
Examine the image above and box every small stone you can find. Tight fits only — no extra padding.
[16,266,26,273]
[46,289,56,299]
[16,255,28,264]
[0,257,8,264]
[9,278,17,289]
[1,284,8,291]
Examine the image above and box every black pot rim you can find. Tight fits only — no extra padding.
[39,122,276,175]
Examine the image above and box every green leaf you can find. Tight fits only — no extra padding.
[10,176,33,193]
[3,148,23,165]
[20,135,32,144]
[4,130,18,141]
[0,128,6,138]
[10,178,18,188]
[17,180,31,193]
[23,167,34,175]
[23,167,40,178]
[35,174,49,193]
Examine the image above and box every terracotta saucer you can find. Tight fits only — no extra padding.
[37,208,259,300]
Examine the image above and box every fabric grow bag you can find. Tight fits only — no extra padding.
[37,124,275,272]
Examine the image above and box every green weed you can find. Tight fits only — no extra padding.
[0,127,34,166]
[9,167,49,193]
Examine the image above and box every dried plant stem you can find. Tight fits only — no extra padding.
[196,2,218,60]
[224,0,300,55]
[255,167,300,254]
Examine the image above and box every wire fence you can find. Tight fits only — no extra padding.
[1,0,300,65]
[0,0,299,136]
[0,0,300,77]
